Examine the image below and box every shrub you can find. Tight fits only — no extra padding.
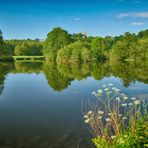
[83,84,148,148]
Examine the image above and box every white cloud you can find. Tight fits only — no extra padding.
[118,0,140,3]
[118,12,148,18]
[129,22,145,26]
[74,18,81,21]
[131,0,140,3]
[118,13,130,18]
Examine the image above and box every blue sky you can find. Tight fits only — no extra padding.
[0,0,148,39]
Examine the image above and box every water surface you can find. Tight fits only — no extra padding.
[0,61,148,148]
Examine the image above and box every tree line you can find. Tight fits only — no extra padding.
[43,27,148,63]
[0,27,148,62]
[0,31,43,58]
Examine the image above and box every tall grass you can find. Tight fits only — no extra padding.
[83,84,148,147]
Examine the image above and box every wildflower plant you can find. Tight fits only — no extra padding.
[83,84,148,147]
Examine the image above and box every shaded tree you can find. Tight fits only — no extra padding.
[110,32,138,61]
[57,41,91,63]
[43,27,72,60]
[91,37,105,60]
[14,41,42,56]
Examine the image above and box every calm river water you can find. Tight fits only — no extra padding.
[0,61,148,148]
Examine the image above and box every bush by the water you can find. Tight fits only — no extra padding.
[83,84,148,148]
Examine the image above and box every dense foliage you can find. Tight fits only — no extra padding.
[14,41,43,56]
[43,27,72,60]
[43,27,148,63]
[57,41,91,63]
[0,27,148,63]
[0,32,43,58]
[0,30,8,56]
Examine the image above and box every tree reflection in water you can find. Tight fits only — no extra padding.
[0,59,148,93]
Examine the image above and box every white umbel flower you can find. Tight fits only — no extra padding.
[84,115,88,118]
[98,111,104,115]
[128,103,133,106]
[105,118,111,122]
[91,91,96,95]
[116,97,120,102]
[123,96,128,100]
[97,89,103,94]
[131,97,136,100]
[84,119,90,123]
[88,111,92,114]
[122,103,127,107]
[98,116,102,119]
[122,117,127,120]
[134,100,140,105]
[111,135,116,139]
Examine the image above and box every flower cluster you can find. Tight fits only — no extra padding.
[84,84,143,144]
[84,111,93,123]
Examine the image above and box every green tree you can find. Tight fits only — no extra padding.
[136,38,148,60]
[0,30,3,41]
[5,40,22,56]
[57,41,91,63]
[81,47,91,63]
[138,29,148,38]
[14,41,42,56]
[56,45,71,63]
[91,37,105,60]
[72,33,86,42]
[0,30,13,57]
[103,36,113,50]
[43,27,72,60]
[0,30,6,57]
[110,32,138,61]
